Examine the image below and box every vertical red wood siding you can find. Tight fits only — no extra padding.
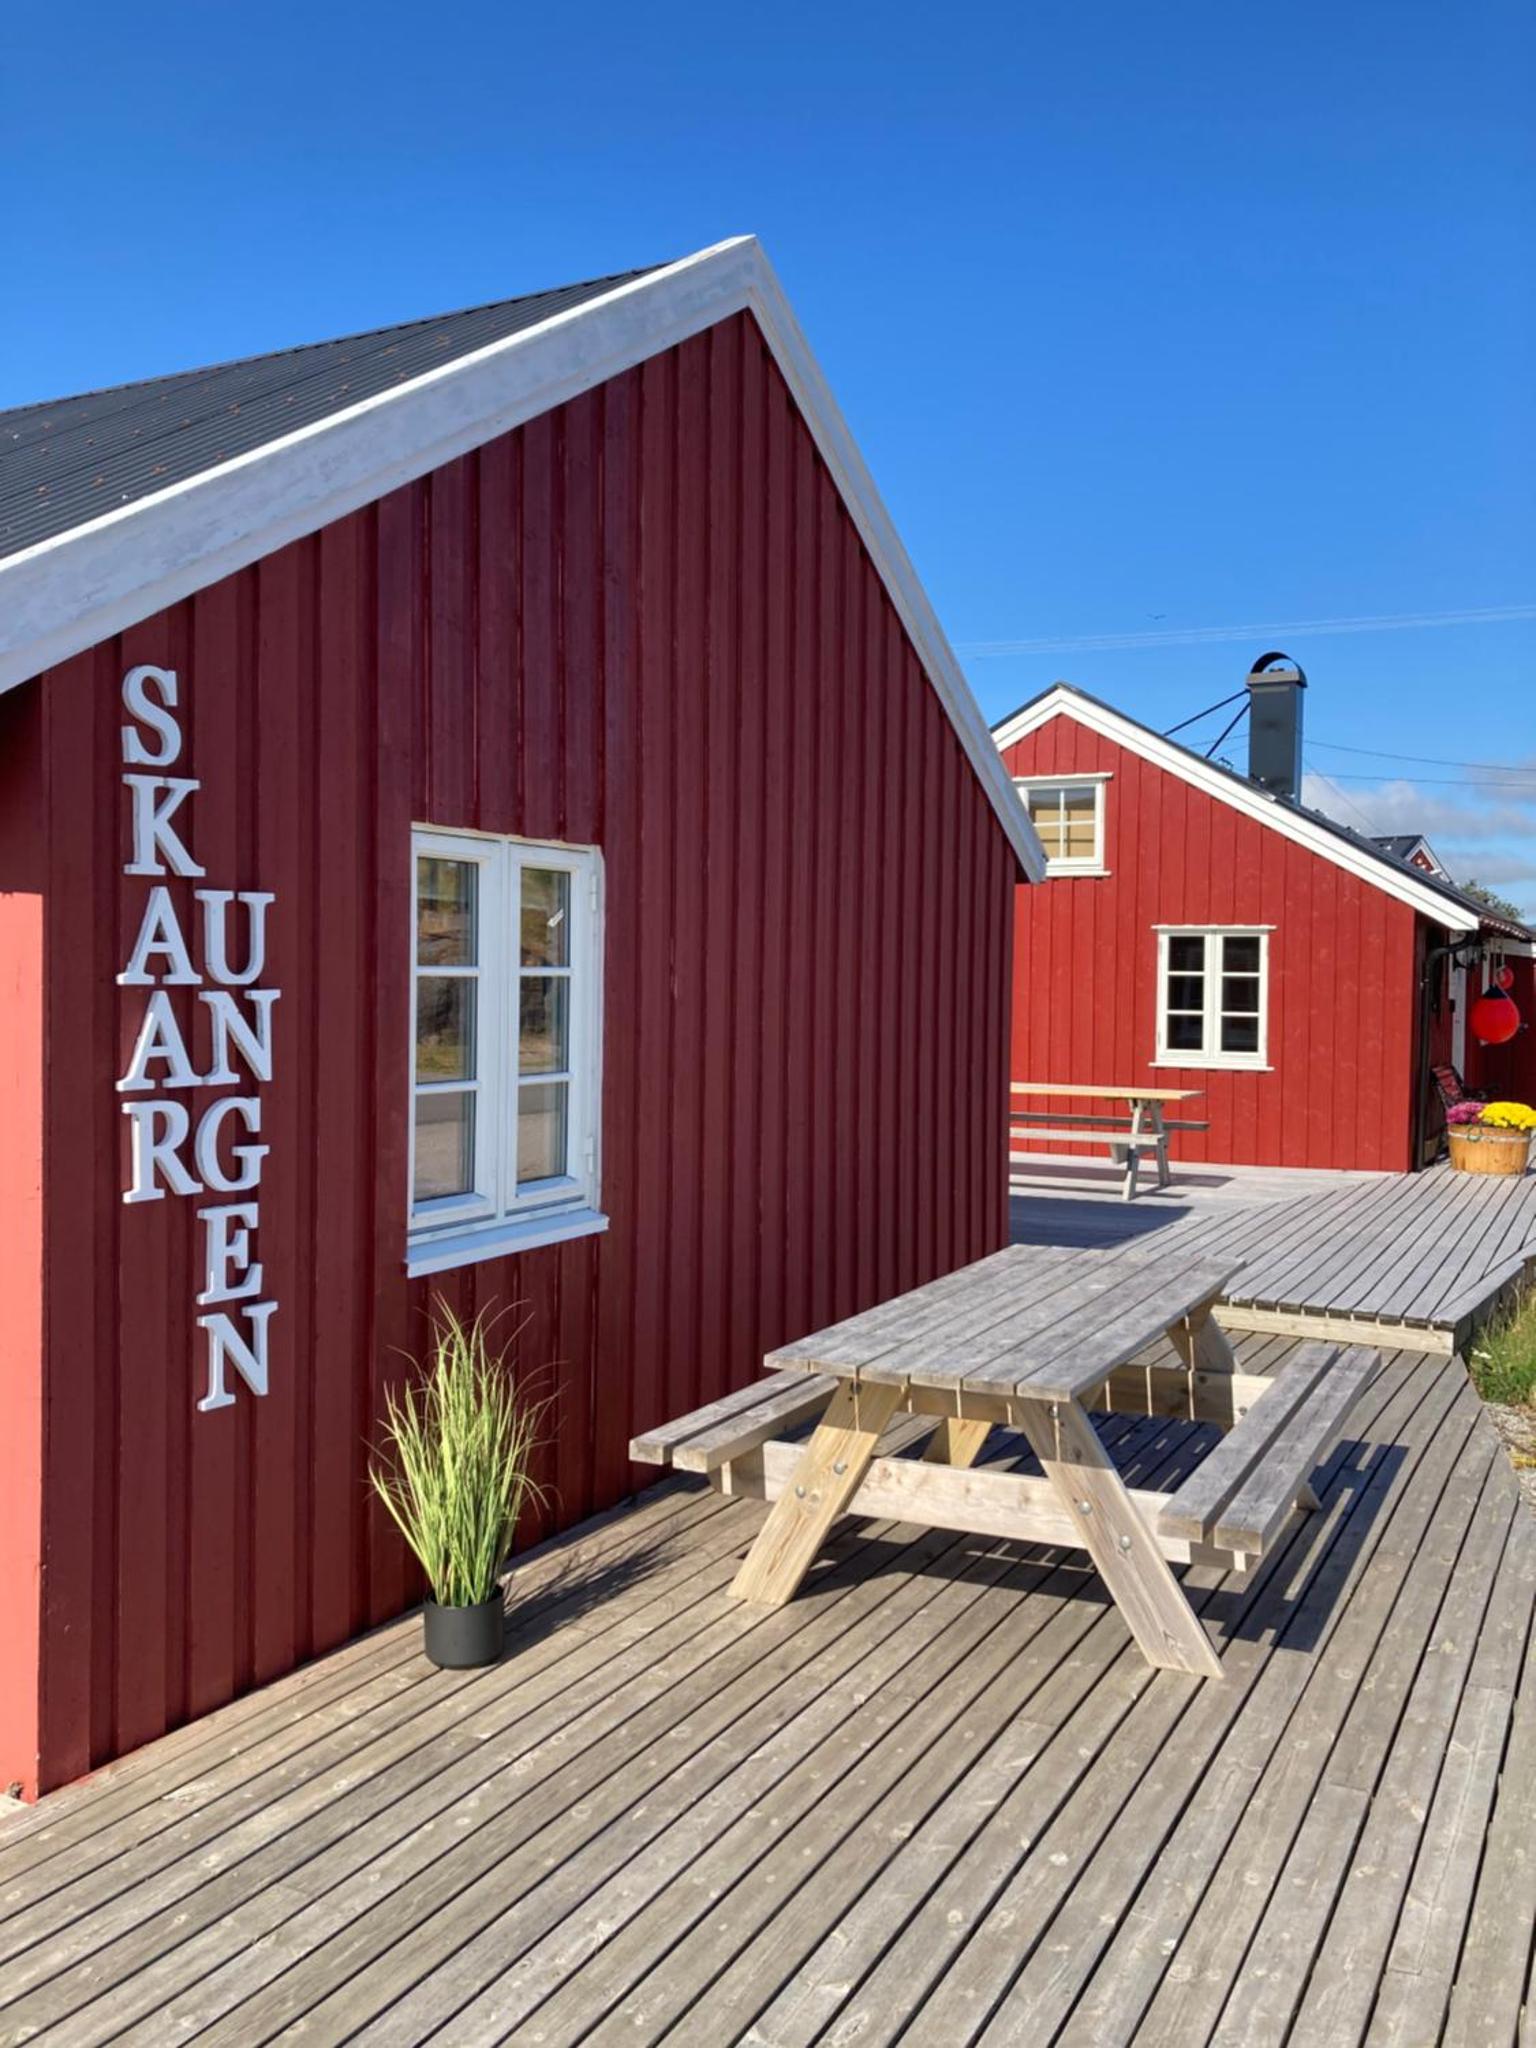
[0,685,45,1792]
[1001,712,1419,1171]
[0,311,1018,1795]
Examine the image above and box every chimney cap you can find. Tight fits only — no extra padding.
[1247,651,1307,687]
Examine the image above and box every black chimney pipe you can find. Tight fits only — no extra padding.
[1245,652,1307,802]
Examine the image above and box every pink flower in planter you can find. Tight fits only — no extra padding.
[1446,1101,1484,1126]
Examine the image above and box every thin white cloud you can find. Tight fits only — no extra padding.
[1301,772,1536,842]
[1445,850,1536,888]
[1302,770,1536,917]
[957,604,1536,657]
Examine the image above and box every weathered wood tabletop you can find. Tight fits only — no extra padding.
[732,1244,1250,1679]
[1010,1082,1203,1103]
[765,1244,1239,1403]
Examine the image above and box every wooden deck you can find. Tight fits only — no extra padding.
[0,1336,1531,2045]
[1011,1164,1536,1352]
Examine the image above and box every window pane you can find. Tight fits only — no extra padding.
[1060,784,1096,814]
[1167,974,1204,1012]
[521,868,570,967]
[1221,1013,1260,1054]
[414,1091,474,1200]
[417,858,476,966]
[520,977,569,1073]
[1223,934,1262,976]
[416,976,476,1081]
[1222,974,1262,1015]
[1167,1012,1205,1051]
[1062,814,1097,858]
[518,1081,568,1182]
[1024,792,1066,859]
[1168,935,1206,974]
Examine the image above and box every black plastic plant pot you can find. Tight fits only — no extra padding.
[422,1592,505,1670]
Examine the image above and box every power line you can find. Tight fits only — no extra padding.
[1310,737,1536,774]
[957,602,1536,658]
[1304,756,1380,834]
[1314,769,1536,789]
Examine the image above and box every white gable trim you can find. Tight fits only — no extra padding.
[993,686,1478,930]
[0,237,1045,881]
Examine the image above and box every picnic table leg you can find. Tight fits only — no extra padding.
[1168,1297,1242,1428]
[731,1379,904,1605]
[1171,1299,1238,1375]
[1147,1100,1171,1188]
[923,1416,993,1467]
[1012,1394,1222,1678]
[1120,1103,1145,1201]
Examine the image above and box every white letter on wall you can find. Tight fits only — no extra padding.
[194,1096,269,1193]
[118,886,200,986]
[121,1100,201,1202]
[197,1202,263,1304]
[200,990,278,1085]
[124,775,206,878]
[117,991,201,1091]
[197,1302,276,1412]
[198,891,275,986]
[121,666,182,768]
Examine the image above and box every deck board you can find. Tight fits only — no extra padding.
[1,1337,1531,2045]
[1010,1163,1536,1342]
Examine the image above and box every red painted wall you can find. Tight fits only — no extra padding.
[0,311,1017,1795]
[0,685,44,1797]
[1000,711,1419,1171]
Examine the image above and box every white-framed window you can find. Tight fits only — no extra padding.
[1154,927,1271,1070]
[408,828,606,1276]
[1012,773,1109,874]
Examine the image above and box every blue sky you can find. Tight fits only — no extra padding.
[9,0,1533,908]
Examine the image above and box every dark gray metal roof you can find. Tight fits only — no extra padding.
[995,682,1535,940]
[0,265,658,562]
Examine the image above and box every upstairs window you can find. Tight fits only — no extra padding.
[409,829,605,1274]
[1155,928,1270,1070]
[1013,774,1109,874]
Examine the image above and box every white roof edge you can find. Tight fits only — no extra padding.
[0,235,1046,881]
[994,686,1482,931]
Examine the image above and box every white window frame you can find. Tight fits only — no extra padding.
[1153,925,1273,1072]
[407,827,606,1276]
[1012,772,1110,875]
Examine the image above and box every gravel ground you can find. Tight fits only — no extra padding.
[1486,1401,1536,1517]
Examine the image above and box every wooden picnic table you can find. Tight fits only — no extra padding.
[1010,1081,1205,1200]
[632,1246,1376,1681]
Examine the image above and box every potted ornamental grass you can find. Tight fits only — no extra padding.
[369,1303,547,1669]
[1446,1099,1536,1177]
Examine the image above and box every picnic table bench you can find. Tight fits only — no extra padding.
[1009,1082,1206,1199]
[633,1246,1376,1679]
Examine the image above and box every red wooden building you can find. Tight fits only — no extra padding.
[0,237,1045,1797]
[994,667,1534,1175]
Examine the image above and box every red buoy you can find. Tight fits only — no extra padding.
[1470,986,1521,1045]
[1496,964,1515,991]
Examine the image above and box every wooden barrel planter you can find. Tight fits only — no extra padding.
[1448,1126,1533,1176]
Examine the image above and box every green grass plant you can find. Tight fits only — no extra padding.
[369,1302,547,1607]
[1468,1287,1536,1410]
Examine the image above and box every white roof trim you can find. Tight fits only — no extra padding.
[993,686,1479,931]
[0,235,1045,881]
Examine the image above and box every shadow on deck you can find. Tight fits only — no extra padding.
[0,1338,1530,2045]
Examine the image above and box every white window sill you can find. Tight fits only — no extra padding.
[1044,865,1110,879]
[1150,1059,1273,1074]
[406,1206,609,1277]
